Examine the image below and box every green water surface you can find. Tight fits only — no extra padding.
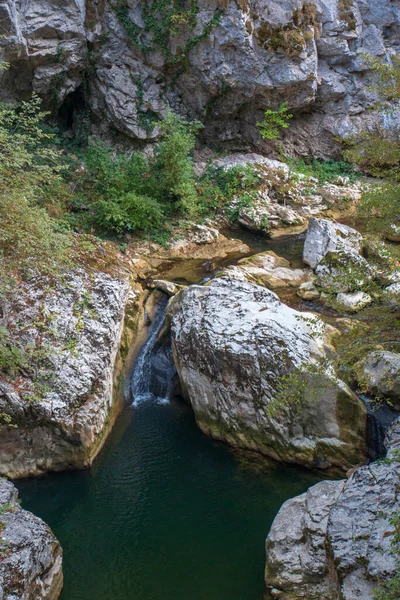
[16,397,323,600]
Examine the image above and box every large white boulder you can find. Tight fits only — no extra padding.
[169,278,366,471]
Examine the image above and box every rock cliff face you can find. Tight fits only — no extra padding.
[169,277,366,471]
[0,271,137,479]
[0,478,63,600]
[264,417,400,600]
[1,0,399,154]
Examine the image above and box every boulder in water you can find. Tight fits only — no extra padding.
[0,478,63,600]
[265,417,400,600]
[169,278,366,471]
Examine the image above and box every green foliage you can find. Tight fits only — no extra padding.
[0,94,65,196]
[0,328,28,378]
[0,95,71,288]
[69,111,202,234]
[357,182,400,237]
[266,356,332,418]
[197,164,261,217]
[92,193,165,234]
[287,157,358,184]
[153,112,202,214]
[257,102,293,140]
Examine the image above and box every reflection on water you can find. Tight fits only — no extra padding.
[16,396,323,600]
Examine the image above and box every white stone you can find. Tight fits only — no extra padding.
[336,291,372,312]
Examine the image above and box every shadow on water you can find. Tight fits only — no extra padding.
[16,299,326,600]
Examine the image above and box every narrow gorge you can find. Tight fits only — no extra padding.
[1,1,400,599]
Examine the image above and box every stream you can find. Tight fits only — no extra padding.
[15,289,323,600]
[14,231,393,600]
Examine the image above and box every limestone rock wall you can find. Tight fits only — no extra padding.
[0,271,138,478]
[1,0,399,154]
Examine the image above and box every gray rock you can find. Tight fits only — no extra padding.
[149,279,186,296]
[0,271,136,478]
[265,417,400,600]
[0,478,63,600]
[354,351,400,405]
[297,281,320,299]
[170,277,366,471]
[303,217,362,269]
[1,1,399,155]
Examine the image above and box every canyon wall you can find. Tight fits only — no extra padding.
[1,0,399,154]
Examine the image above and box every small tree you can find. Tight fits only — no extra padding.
[256,102,293,140]
[153,112,203,214]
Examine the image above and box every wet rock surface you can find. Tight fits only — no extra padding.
[355,351,400,407]
[0,478,63,600]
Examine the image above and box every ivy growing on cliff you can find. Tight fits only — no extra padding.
[114,0,223,67]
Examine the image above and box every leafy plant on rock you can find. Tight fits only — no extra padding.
[257,102,293,140]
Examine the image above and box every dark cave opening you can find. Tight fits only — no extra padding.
[57,85,86,132]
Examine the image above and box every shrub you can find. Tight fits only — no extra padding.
[92,192,164,234]
[257,102,293,140]
[0,95,71,288]
[288,158,358,184]
[197,164,261,216]
[153,112,202,214]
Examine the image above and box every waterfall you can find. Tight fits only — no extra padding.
[361,395,399,461]
[131,296,177,406]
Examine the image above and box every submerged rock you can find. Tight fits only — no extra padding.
[169,278,366,471]
[265,417,400,600]
[0,478,63,600]
[0,271,137,478]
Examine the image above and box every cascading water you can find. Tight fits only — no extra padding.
[131,296,177,406]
